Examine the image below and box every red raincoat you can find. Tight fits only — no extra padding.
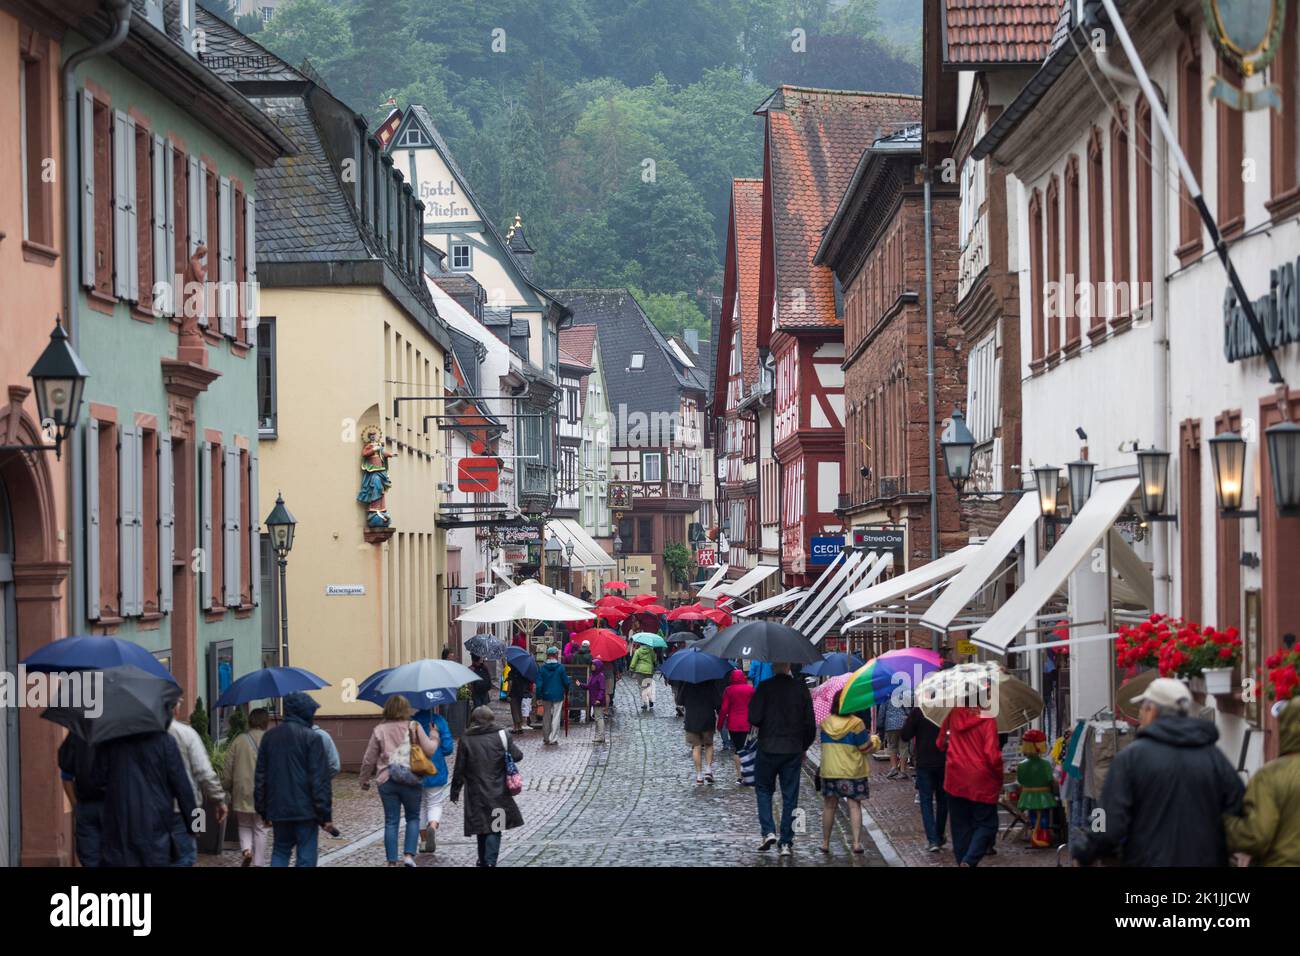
[937,707,1004,804]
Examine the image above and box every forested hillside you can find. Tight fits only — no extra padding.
[206,0,922,337]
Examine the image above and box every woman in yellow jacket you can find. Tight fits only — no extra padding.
[818,697,881,855]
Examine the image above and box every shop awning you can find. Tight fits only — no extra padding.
[491,566,517,589]
[696,563,732,599]
[806,552,894,645]
[837,544,983,619]
[1108,530,1154,607]
[968,477,1138,655]
[781,549,849,623]
[545,519,615,570]
[735,588,807,618]
[788,551,864,631]
[921,493,1043,634]
[716,563,780,600]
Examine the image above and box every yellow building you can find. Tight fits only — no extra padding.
[206,24,454,763]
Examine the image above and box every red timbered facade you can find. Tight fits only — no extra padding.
[754,87,922,587]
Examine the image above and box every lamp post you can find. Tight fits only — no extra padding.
[1135,446,1174,522]
[1066,458,1096,516]
[612,529,625,586]
[1265,421,1300,517]
[264,492,297,667]
[1033,464,1062,520]
[939,406,1027,499]
[1208,431,1254,518]
[545,535,563,590]
[1,317,90,460]
[565,539,575,594]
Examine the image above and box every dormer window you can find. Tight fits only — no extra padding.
[629,352,645,370]
[450,242,471,270]
[177,0,197,56]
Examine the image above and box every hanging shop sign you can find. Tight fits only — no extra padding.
[1223,259,1300,362]
[852,526,905,559]
[1205,0,1288,110]
[810,536,845,566]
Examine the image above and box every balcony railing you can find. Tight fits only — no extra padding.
[519,462,556,513]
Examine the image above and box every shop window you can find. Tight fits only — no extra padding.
[1177,32,1204,262]
[1216,54,1245,238]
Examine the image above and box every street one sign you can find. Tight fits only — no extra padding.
[810,536,844,565]
[853,527,905,557]
[458,456,500,493]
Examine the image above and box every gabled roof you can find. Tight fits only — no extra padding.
[559,324,600,417]
[941,0,1060,67]
[756,87,922,335]
[732,179,763,389]
[556,289,704,444]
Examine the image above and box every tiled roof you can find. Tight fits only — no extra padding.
[193,4,310,83]
[942,0,1060,66]
[759,87,921,332]
[559,324,600,417]
[732,178,763,388]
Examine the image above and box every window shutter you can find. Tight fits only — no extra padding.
[223,446,240,607]
[187,154,207,326]
[218,176,234,336]
[249,452,261,606]
[244,195,258,340]
[85,419,101,620]
[159,431,174,613]
[163,145,176,309]
[200,440,213,610]
[81,91,95,289]
[112,111,130,300]
[152,134,167,308]
[118,424,141,617]
[125,116,139,302]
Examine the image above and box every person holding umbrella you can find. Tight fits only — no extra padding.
[629,637,659,712]
[255,692,334,867]
[222,708,271,866]
[100,725,198,867]
[168,696,229,866]
[679,672,726,785]
[818,693,881,855]
[717,669,756,784]
[577,660,609,745]
[535,647,573,746]
[937,704,1004,867]
[413,704,457,856]
[359,696,441,867]
[747,662,817,856]
[505,648,536,733]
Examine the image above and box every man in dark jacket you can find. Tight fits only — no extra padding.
[535,647,572,746]
[450,706,524,866]
[255,692,333,867]
[747,662,816,855]
[680,678,725,785]
[901,704,947,852]
[1071,678,1244,867]
[58,733,108,867]
[99,729,197,867]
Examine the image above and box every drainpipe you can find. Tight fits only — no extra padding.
[923,166,939,564]
[64,0,132,637]
[1150,80,1172,614]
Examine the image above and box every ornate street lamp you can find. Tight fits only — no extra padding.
[1,317,90,460]
[1135,446,1174,521]
[1265,421,1300,517]
[940,407,976,493]
[1067,458,1095,516]
[1208,431,1254,517]
[545,535,563,588]
[1034,464,1062,520]
[264,492,297,666]
[565,538,575,594]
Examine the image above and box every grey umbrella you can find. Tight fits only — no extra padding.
[41,665,182,745]
[465,633,508,660]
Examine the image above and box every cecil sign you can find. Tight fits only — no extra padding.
[809,536,844,565]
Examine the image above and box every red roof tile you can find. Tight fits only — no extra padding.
[942,0,1060,66]
[762,87,921,332]
[559,324,599,416]
[733,179,763,387]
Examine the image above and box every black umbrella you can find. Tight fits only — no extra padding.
[666,631,702,645]
[42,665,181,745]
[694,620,820,664]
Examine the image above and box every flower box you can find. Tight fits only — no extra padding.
[1115,614,1242,681]
[1202,667,1234,696]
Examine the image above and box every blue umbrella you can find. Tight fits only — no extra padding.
[215,666,330,707]
[660,647,730,684]
[505,646,538,683]
[22,635,178,684]
[358,668,456,710]
[802,651,866,678]
[374,658,480,697]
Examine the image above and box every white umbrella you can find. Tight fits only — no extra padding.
[457,579,595,630]
[374,659,480,697]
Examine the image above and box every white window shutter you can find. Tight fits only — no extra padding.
[81,92,96,289]
[163,144,176,305]
[249,452,261,606]
[159,431,174,613]
[112,111,129,299]
[118,424,140,617]
[218,176,234,336]
[85,419,101,620]
[223,446,240,607]
[125,115,139,303]
[243,195,258,339]
[151,134,167,307]
[200,440,213,610]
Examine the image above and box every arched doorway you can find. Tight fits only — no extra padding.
[0,478,17,867]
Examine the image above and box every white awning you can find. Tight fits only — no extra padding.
[921,493,1043,633]
[1108,529,1154,608]
[716,563,780,599]
[546,518,615,570]
[969,477,1138,654]
[790,551,864,633]
[696,563,732,599]
[837,544,983,618]
[735,588,807,618]
[783,549,849,624]
[491,566,517,589]
[807,553,893,645]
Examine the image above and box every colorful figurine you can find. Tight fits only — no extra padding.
[356,426,396,527]
[1016,728,1059,848]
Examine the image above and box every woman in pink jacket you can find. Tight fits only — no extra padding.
[717,669,756,784]
[359,696,439,867]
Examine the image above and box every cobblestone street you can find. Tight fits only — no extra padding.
[200,676,886,868]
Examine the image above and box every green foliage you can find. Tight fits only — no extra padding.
[662,542,697,587]
[224,705,249,746]
[235,12,263,34]
[259,0,355,81]
[189,697,213,753]
[631,288,709,341]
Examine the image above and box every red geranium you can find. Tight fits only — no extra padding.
[1115,614,1241,678]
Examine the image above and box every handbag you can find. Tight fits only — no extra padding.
[408,722,437,778]
[385,725,423,787]
[738,731,758,787]
[499,730,523,796]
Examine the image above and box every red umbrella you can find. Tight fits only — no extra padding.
[631,594,661,606]
[701,607,733,627]
[604,581,630,591]
[575,628,628,662]
[595,594,630,609]
[639,604,668,615]
[666,604,705,620]
[596,607,630,625]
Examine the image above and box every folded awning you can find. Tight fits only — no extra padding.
[921,493,1043,634]
[837,544,983,618]
[696,563,732,599]
[1108,529,1154,608]
[491,566,517,589]
[806,552,893,645]
[545,519,615,570]
[790,551,866,633]
[782,549,850,624]
[716,563,780,600]
[969,477,1138,655]
[736,588,807,618]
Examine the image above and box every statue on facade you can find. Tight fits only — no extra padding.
[357,425,396,528]
[177,244,210,367]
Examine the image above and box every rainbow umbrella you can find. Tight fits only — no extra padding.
[837,647,943,716]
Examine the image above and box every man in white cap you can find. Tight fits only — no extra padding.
[1071,677,1243,866]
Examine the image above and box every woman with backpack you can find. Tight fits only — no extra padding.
[359,696,440,867]
[449,705,525,867]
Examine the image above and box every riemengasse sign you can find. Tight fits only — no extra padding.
[1223,257,1300,362]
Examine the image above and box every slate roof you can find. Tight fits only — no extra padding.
[448,328,482,394]
[942,0,1060,66]
[555,289,704,445]
[732,178,763,389]
[756,87,922,332]
[189,3,309,83]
